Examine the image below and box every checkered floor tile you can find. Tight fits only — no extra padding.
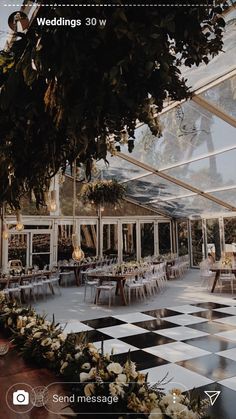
[61,302,236,419]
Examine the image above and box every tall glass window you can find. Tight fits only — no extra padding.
[103,224,118,258]
[177,221,188,256]
[224,218,236,258]
[8,234,28,267]
[158,222,171,255]
[191,220,203,266]
[80,224,97,257]
[206,218,221,261]
[32,233,51,269]
[57,224,73,262]
[141,223,154,258]
[122,223,137,261]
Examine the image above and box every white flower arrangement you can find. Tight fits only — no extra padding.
[0,292,209,418]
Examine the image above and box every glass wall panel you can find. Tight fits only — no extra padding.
[200,75,236,119]
[141,223,154,258]
[32,233,51,269]
[32,254,50,269]
[8,234,28,267]
[57,224,73,262]
[80,224,97,257]
[122,223,137,261]
[158,222,171,255]
[191,220,204,266]
[103,224,118,258]
[206,219,221,261]
[224,218,236,258]
[32,234,50,253]
[177,221,188,256]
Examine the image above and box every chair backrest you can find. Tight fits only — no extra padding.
[7,277,21,289]
[199,260,211,275]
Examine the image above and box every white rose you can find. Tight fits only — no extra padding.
[25,322,36,329]
[116,374,127,384]
[33,331,43,339]
[148,406,164,419]
[4,307,11,313]
[107,362,123,375]
[41,337,52,346]
[51,341,61,350]
[80,372,90,382]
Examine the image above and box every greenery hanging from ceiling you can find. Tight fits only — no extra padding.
[81,179,126,206]
[0,1,229,209]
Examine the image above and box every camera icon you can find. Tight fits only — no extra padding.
[13,390,29,405]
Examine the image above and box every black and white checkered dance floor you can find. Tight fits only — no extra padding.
[61,302,236,418]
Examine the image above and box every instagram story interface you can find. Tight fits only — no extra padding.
[0,1,236,418]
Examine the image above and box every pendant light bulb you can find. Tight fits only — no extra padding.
[49,190,57,212]
[2,222,9,240]
[72,233,84,262]
[16,211,24,231]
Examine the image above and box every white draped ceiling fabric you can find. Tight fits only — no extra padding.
[96,6,236,218]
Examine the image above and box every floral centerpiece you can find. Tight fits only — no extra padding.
[0,292,209,418]
[81,179,126,207]
[221,257,232,268]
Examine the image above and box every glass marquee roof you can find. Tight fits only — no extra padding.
[97,7,236,219]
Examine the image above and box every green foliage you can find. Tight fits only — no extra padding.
[81,179,126,206]
[0,2,229,208]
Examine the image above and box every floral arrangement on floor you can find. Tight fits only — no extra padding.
[81,179,126,207]
[0,292,210,418]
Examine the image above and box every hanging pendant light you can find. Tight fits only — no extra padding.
[2,222,9,240]
[72,161,84,262]
[72,232,84,262]
[49,189,57,212]
[16,210,24,231]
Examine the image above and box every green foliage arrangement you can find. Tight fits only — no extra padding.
[0,292,210,418]
[81,179,126,206]
[0,2,229,208]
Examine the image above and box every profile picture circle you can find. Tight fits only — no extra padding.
[8,11,29,32]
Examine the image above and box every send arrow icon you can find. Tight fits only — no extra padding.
[204,391,221,406]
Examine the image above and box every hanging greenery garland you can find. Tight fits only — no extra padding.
[81,180,126,207]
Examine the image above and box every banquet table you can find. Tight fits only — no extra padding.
[87,271,138,306]
[0,271,51,287]
[210,264,236,293]
[60,261,108,286]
